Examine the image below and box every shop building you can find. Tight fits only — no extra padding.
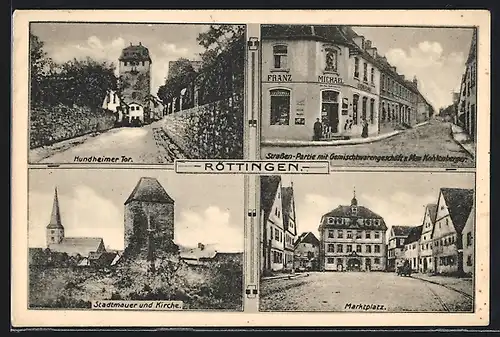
[261,25,381,142]
[419,204,438,273]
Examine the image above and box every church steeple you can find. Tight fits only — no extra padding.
[351,187,358,215]
[46,187,65,246]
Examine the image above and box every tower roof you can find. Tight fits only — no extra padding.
[125,177,174,205]
[119,43,152,63]
[351,187,358,206]
[47,188,64,229]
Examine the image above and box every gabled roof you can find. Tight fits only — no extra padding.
[47,188,64,229]
[426,203,438,224]
[391,225,414,237]
[119,43,152,63]
[321,205,387,230]
[125,177,175,205]
[281,186,295,233]
[49,237,104,257]
[260,176,281,222]
[294,232,320,247]
[440,188,474,234]
[404,225,423,245]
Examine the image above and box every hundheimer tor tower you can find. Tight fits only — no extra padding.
[118,42,152,107]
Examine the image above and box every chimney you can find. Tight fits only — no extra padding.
[139,42,142,46]
[198,243,205,250]
[130,42,132,46]
[365,40,372,49]
[367,47,378,58]
[353,35,365,49]
[391,66,397,73]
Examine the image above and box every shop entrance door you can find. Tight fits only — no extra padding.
[321,90,339,135]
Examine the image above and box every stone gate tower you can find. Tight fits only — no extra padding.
[118,42,152,107]
[124,177,176,269]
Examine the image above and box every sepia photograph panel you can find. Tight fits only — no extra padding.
[29,23,245,164]
[260,25,477,168]
[28,169,244,311]
[259,172,475,312]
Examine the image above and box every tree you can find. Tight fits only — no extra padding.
[196,25,245,66]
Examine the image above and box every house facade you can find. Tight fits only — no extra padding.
[260,176,297,273]
[261,25,381,142]
[318,191,387,272]
[432,188,474,274]
[294,232,320,271]
[457,29,477,141]
[419,204,438,273]
[387,225,413,272]
[462,203,475,275]
[403,225,423,271]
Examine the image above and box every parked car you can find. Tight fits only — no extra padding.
[397,261,412,277]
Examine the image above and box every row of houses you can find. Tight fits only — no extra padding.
[388,187,475,276]
[260,24,435,142]
[455,29,477,141]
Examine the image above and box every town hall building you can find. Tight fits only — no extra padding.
[318,190,387,272]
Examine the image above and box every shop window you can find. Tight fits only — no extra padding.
[363,62,368,82]
[354,57,359,78]
[370,98,375,124]
[370,67,375,84]
[325,48,338,72]
[352,94,359,125]
[270,89,290,125]
[273,45,288,69]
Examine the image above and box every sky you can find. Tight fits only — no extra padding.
[280,172,475,243]
[352,26,474,110]
[30,23,213,98]
[28,169,244,252]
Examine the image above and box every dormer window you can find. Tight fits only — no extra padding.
[273,45,288,70]
[325,48,338,72]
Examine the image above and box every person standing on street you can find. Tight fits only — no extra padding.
[313,118,322,141]
[361,117,369,138]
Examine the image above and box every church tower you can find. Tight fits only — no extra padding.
[46,187,65,246]
[118,42,152,107]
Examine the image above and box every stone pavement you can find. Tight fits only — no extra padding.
[451,123,476,158]
[262,121,429,147]
[411,273,473,297]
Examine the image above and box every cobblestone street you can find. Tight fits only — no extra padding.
[29,120,185,164]
[261,120,475,168]
[260,272,473,312]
